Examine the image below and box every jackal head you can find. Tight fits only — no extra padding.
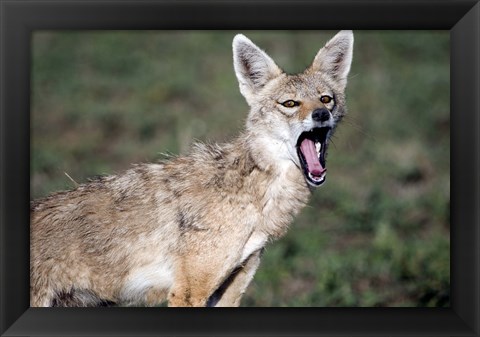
[233,31,353,187]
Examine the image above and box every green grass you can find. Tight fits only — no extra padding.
[31,30,450,307]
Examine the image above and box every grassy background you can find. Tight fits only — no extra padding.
[31,31,450,307]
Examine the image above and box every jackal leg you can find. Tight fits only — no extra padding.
[167,246,264,307]
[167,253,236,307]
[210,249,262,307]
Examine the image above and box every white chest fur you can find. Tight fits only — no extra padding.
[121,260,173,303]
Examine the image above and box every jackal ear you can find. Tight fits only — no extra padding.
[233,34,283,101]
[311,30,354,90]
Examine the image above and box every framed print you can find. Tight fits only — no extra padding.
[1,0,479,336]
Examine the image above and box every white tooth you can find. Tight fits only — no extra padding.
[315,142,321,153]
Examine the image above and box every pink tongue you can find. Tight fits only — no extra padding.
[300,138,325,176]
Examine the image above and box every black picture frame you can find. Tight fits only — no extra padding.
[1,0,478,336]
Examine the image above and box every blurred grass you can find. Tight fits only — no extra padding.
[31,30,450,307]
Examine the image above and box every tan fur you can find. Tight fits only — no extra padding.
[30,31,354,307]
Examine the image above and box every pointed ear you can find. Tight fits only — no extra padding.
[233,34,283,100]
[311,30,354,90]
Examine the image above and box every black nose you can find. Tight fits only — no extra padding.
[312,108,331,122]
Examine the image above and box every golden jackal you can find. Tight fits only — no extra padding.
[31,31,354,307]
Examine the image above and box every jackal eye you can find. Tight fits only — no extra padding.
[320,95,333,104]
[281,100,300,108]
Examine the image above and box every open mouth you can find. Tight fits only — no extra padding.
[296,127,331,187]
